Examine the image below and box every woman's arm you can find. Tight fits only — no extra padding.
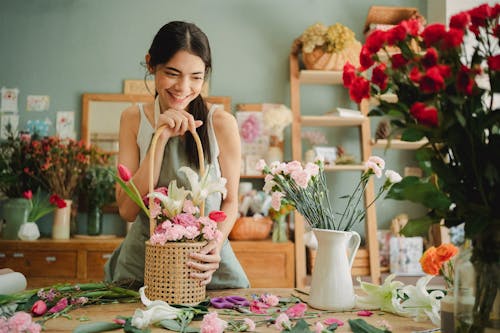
[189,106,241,285]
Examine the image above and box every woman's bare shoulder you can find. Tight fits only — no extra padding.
[212,105,238,135]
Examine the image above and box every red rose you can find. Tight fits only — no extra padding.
[50,194,67,208]
[442,28,464,49]
[371,63,388,91]
[494,25,500,39]
[410,102,439,127]
[209,210,227,223]
[349,76,370,104]
[386,25,406,45]
[409,66,422,83]
[437,64,452,78]
[422,24,447,47]
[359,46,374,70]
[23,190,33,200]
[488,55,500,71]
[401,18,422,36]
[493,4,500,17]
[421,48,438,68]
[117,164,132,182]
[420,67,445,93]
[365,29,386,54]
[457,65,475,95]
[468,4,492,27]
[391,53,408,69]
[450,12,471,30]
[342,62,356,88]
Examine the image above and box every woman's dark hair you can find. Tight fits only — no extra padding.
[148,21,212,166]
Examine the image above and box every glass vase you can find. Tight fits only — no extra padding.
[1,198,29,240]
[87,204,103,236]
[454,231,500,333]
[272,215,288,242]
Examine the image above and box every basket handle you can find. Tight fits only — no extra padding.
[148,125,205,237]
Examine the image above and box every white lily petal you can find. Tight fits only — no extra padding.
[400,275,443,326]
[131,306,180,329]
[356,275,407,316]
[139,286,152,307]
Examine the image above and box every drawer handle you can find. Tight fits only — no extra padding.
[102,254,112,259]
[0,253,5,258]
[45,256,57,263]
[13,252,24,258]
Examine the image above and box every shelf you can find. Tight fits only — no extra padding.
[301,115,365,127]
[324,164,366,171]
[371,138,428,150]
[299,70,343,85]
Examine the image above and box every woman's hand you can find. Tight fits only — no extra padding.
[188,240,221,286]
[157,109,202,139]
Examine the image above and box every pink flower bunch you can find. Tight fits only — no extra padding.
[301,130,328,147]
[0,312,41,333]
[200,312,227,333]
[240,114,261,143]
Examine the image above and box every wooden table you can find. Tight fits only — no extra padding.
[45,288,436,332]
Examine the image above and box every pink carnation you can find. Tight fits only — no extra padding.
[274,313,291,330]
[243,318,256,331]
[183,200,199,215]
[271,191,284,211]
[291,169,310,188]
[261,293,280,306]
[314,322,324,333]
[173,213,198,227]
[200,312,227,333]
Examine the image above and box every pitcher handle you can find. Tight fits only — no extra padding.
[347,231,361,268]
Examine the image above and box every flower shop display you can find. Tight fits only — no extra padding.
[262,104,292,164]
[17,189,65,241]
[343,4,499,331]
[296,22,362,71]
[116,126,227,304]
[258,156,401,310]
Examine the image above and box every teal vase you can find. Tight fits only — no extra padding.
[87,204,103,236]
[1,198,30,240]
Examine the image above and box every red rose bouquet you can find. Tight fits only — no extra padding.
[343,4,499,332]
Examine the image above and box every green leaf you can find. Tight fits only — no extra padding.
[400,217,437,237]
[284,319,312,333]
[386,177,451,210]
[159,319,182,332]
[72,322,122,333]
[348,318,390,333]
[401,128,425,142]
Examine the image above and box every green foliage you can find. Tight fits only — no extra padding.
[82,165,116,208]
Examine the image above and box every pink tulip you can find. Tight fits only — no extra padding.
[31,300,47,316]
[23,190,33,200]
[48,297,68,313]
[117,164,132,182]
[208,211,227,223]
[357,310,374,317]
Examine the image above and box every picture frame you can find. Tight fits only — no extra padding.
[313,146,337,164]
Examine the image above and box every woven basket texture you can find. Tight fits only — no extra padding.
[229,217,273,240]
[144,241,207,304]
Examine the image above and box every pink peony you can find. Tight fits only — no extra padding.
[200,312,227,333]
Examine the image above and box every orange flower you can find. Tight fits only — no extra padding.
[435,243,458,262]
[420,246,442,275]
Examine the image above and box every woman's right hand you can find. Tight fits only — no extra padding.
[157,109,202,140]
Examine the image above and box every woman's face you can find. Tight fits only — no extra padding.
[153,50,206,111]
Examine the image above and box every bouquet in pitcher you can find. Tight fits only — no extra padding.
[116,163,228,244]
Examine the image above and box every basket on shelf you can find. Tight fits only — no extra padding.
[228,216,273,241]
[143,126,206,304]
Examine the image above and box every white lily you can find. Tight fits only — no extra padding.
[356,274,407,316]
[179,166,227,206]
[400,275,444,326]
[148,180,188,218]
[131,287,182,329]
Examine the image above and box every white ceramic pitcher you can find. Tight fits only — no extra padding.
[308,228,361,310]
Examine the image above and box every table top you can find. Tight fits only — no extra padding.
[44,288,436,332]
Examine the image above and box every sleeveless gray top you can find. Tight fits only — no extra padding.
[104,100,250,289]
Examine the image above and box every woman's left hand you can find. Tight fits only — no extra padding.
[188,240,221,285]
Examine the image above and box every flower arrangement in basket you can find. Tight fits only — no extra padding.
[116,126,227,304]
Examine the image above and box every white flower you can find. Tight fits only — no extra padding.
[356,274,407,315]
[365,160,383,178]
[179,166,227,205]
[262,105,292,140]
[148,180,188,218]
[255,159,267,172]
[131,287,181,329]
[385,170,402,183]
[400,275,444,326]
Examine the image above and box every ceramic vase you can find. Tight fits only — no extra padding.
[18,222,40,241]
[52,199,72,240]
[1,198,29,240]
[308,228,361,310]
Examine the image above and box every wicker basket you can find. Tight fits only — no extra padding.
[143,125,206,305]
[228,216,273,241]
[302,41,361,71]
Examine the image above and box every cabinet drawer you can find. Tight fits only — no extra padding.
[86,251,113,279]
[0,250,77,278]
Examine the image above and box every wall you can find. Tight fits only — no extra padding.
[0,0,427,236]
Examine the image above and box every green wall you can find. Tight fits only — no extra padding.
[0,0,427,237]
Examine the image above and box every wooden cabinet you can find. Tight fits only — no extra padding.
[0,238,122,287]
[289,52,381,288]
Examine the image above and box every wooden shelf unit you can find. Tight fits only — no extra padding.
[371,138,428,150]
[289,52,381,288]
